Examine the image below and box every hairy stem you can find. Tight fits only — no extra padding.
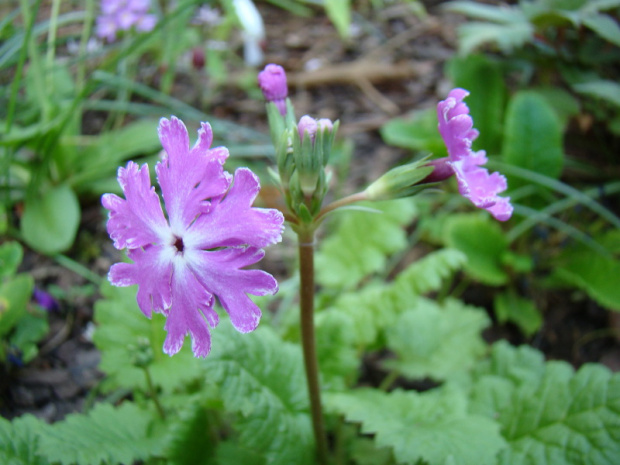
[298,230,328,464]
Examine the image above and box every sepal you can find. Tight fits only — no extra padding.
[364,157,435,201]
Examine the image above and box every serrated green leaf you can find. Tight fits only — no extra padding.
[39,402,164,465]
[316,199,418,288]
[468,342,620,465]
[21,184,80,255]
[384,297,490,381]
[204,325,313,465]
[444,214,509,286]
[494,290,543,336]
[316,309,359,390]
[380,109,447,156]
[446,55,507,153]
[165,399,217,465]
[93,281,203,393]
[0,415,50,465]
[215,441,266,465]
[502,91,564,190]
[328,248,466,348]
[327,387,506,465]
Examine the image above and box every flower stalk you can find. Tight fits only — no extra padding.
[298,228,328,465]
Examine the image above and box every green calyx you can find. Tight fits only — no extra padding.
[364,158,436,201]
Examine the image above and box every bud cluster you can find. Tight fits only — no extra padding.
[258,64,338,223]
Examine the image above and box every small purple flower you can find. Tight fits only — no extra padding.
[258,64,288,115]
[96,0,157,42]
[33,288,59,312]
[102,117,284,357]
[437,88,513,221]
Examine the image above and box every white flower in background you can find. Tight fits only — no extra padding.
[232,0,265,66]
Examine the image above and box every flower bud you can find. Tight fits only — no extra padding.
[298,115,318,142]
[258,64,288,115]
[364,159,435,201]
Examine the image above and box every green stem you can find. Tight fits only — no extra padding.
[298,229,328,464]
[143,366,166,420]
[315,191,368,223]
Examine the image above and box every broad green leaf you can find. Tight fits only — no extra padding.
[530,87,581,128]
[502,91,564,190]
[494,290,543,336]
[446,55,507,153]
[457,21,534,56]
[380,109,447,156]
[327,387,506,465]
[573,80,620,109]
[384,297,490,381]
[446,1,526,23]
[551,230,620,310]
[582,13,620,46]
[324,0,351,38]
[0,414,49,465]
[468,342,620,465]
[39,402,164,465]
[69,118,162,192]
[0,241,23,279]
[444,214,509,286]
[316,199,418,288]
[21,184,80,255]
[204,325,313,465]
[0,273,34,337]
[93,282,203,393]
[10,312,49,363]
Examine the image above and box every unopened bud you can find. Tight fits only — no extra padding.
[298,115,318,143]
[258,64,288,115]
[364,159,435,201]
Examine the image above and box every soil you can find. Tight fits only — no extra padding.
[2,1,619,423]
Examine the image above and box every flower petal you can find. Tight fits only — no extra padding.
[108,245,175,317]
[156,118,230,232]
[163,259,218,357]
[186,168,284,250]
[186,247,278,333]
[438,89,513,221]
[102,161,169,250]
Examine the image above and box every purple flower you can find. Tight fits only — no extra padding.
[437,88,513,222]
[258,64,288,115]
[96,0,157,42]
[33,288,59,312]
[102,117,284,357]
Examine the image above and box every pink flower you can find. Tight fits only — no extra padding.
[258,64,288,115]
[437,88,513,221]
[102,117,284,357]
